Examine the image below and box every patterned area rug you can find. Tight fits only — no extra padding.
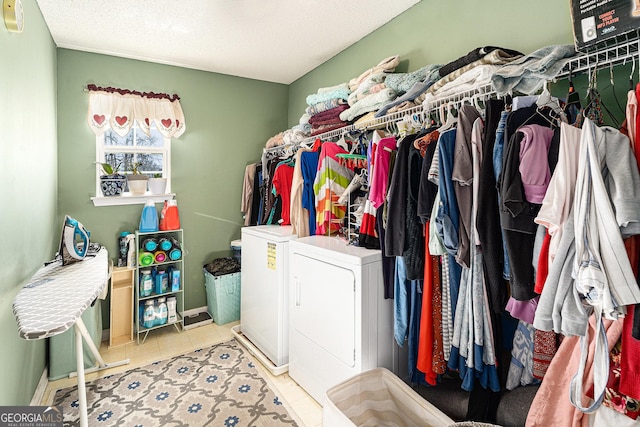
[53,340,299,426]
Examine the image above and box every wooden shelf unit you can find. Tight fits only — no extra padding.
[109,266,135,348]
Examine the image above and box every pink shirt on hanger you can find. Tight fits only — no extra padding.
[369,137,397,209]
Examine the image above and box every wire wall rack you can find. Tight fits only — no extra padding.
[264,29,640,155]
[558,29,640,79]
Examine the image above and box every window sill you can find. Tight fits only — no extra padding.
[91,193,176,207]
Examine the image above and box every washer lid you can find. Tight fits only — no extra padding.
[289,235,381,265]
[241,225,298,242]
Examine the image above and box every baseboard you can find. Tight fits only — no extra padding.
[30,366,49,406]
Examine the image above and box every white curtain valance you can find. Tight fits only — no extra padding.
[87,85,186,138]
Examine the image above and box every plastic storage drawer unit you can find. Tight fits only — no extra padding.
[322,368,454,427]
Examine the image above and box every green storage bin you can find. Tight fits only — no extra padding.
[204,270,240,325]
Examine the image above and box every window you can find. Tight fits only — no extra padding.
[92,123,174,206]
[86,85,185,207]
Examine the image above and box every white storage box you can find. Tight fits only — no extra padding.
[322,368,454,427]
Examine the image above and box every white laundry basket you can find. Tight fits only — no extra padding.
[322,368,455,427]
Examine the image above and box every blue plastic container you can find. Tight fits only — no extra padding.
[159,237,172,251]
[155,297,168,326]
[155,269,168,294]
[139,200,158,232]
[142,300,155,329]
[169,247,182,261]
[143,237,158,252]
[170,269,181,292]
[140,269,153,297]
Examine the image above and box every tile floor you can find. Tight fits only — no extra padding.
[41,321,323,427]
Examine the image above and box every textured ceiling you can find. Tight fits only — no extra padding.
[35,0,420,84]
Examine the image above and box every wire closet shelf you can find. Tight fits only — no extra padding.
[264,29,640,155]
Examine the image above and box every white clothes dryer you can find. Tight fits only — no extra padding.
[288,235,395,405]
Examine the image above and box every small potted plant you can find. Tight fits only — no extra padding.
[148,173,168,195]
[127,161,149,196]
[97,160,126,196]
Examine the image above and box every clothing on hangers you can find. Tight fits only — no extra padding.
[271,160,295,225]
[313,141,354,235]
[452,104,482,269]
[300,151,319,235]
[369,137,397,209]
[241,163,258,226]
[242,37,640,425]
[289,148,313,237]
[476,98,509,312]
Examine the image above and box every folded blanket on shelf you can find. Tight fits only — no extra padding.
[308,104,350,125]
[423,48,523,98]
[310,108,347,132]
[299,113,311,125]
[347,73,388,106]
[311,117,347,132]
[283,127,309,145]
[438,46,523,77]
[353,111,384,129]
[306,88,350,106]
[421,64,500,109]
[491,44,577,95]
[340,88,398,122]
[310,123,346,136]
[265,131,285,149]
[305,98,348,116]
[349,83,388,105]
[385,64,441,94]
[349,55,400,92]
[375,78,436,117]
[387,100,417,114]
[312,119,346,128]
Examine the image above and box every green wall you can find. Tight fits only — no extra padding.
[288,0,574,126]
[56,50,289,323]
[0,1,58,405]
[1,0,630,407]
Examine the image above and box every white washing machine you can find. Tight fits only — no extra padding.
[239,225,297,371]
[288,235,395,405]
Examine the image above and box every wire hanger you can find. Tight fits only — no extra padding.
[351,131,367,155]
[608,61,625,115]
[336,129,350,152]
[503,90,513,111]
[628,53,636,90]
[520,81,566,128]
[436,102,458,133]
[459,95,473,107]
[410,112,422,130]
[421,109,437,128]
[584,64,621,127]
[437,103,446,126]
[472,93,486,113]
[565,68,582,110]
[535,81,563,116]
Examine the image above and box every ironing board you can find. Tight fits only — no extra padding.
[13,247,129,427]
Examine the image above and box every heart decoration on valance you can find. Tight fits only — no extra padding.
[87,84,186,138]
